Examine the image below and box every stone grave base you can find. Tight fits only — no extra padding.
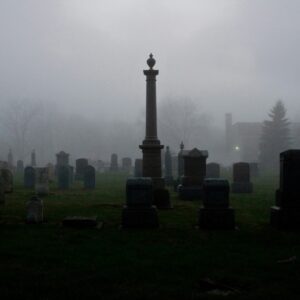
[153,189,172,209]
[198,207,235,229]
[178,185,203,200]
[165,177,174,187]
[231,182,253,193]
[271,206,300,229]
[121,206,159,228]
[62,216,100,229]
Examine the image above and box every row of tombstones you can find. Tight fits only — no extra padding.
[24,165,96,195]
[15,149,300,230]
[123,150,300,230]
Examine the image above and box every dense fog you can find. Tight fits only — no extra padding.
[0,0,300,165]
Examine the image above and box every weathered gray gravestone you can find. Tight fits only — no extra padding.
[57,166,70,190]
[69,166,74,184]
[231,162,253,193]
[122,157,132,173]
[121,178,159,228]
[134,159,143,177]
[206,162,221,178]
[0,169,13,193]
[271,150,300,229]
[75,158,88,180]
[24,166,35,188]
[164,146,174,186]
[84,165,96,189]
[17,160,24,174]
[178,142,185,179]
[198,179,235,229]
[110,153,119,171]
[35,167,49,196]
[178,148,208,200]
[26,196,43,224]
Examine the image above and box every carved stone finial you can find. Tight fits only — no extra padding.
[147,53,156,69]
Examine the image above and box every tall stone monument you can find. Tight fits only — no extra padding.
[139,54,164,189]
[139,54,171,209]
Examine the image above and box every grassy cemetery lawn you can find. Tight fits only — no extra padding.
[1,173,300,299]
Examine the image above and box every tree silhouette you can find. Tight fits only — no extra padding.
[259,100,291,171]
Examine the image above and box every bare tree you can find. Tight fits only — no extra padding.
[0,99,42,160]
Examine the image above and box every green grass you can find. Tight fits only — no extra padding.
[0,173,300,300]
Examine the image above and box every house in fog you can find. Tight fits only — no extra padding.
[225,113,300,163]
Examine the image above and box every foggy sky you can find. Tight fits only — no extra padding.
[0,0,300,125]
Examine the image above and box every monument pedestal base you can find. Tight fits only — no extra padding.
[121,206,159,228]
[178,184,203,200]
[231,182,253,193]
[271,206,300,229]
[198,207,235,229]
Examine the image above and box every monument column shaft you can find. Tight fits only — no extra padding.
[145,74,158,140]
[139,55,164,189]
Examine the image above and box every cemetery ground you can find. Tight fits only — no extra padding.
[0,173,300,300]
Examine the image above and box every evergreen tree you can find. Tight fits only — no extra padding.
[259,100,291,171]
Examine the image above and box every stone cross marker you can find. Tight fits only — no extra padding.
[84,165,96,189]
[24,166,35,188]
[231,162,253,193]
[271,150,300,229]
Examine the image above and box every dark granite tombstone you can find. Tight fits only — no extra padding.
[16,160,24,174]
[177,142,185,179]
[24,166,35,188]
[110,153,119,171]
[134,159,143,177]
[57,166,70,190]
[121,178,159,228]
[0,176,5,205]
[31,150,37,167]
[231,162,253,193]
[206,163,220,178]
[75,158,88,180]
[271,150,300,229]
[0,169,13,193]
[198,179,235,229]
[84,165,96,189]
[164,146,174,186]
[35,167,49,196]
[69,166,74,184]
[122,157,132,173]
[178,148,208,200]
